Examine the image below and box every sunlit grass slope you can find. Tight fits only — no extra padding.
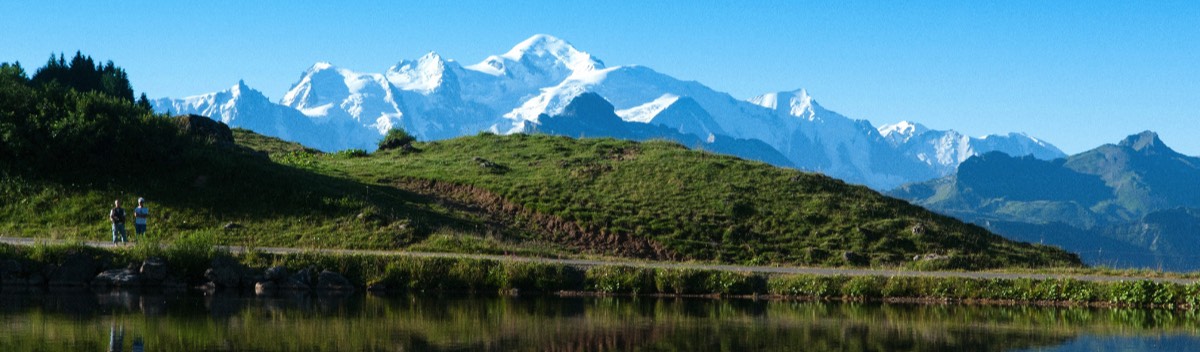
[313,132,1080,269]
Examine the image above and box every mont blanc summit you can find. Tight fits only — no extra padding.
[152,34,1063,189]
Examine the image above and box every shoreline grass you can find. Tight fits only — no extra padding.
[2,242,1196,310]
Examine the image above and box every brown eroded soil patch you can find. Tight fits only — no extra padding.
[389,177,678,260]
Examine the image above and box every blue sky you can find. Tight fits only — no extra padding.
[3,1,1198,154]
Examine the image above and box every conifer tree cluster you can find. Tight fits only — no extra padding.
[32,51,138,102]
[0,53,181,178]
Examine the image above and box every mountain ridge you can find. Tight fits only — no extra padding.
[151,34,1064,190]
[891,131,1200,270]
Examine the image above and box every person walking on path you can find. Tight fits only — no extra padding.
[109,200,128,244]
[133,197,149,240]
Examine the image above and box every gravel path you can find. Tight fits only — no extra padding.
[3,236,1192,285]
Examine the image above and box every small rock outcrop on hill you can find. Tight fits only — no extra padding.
[174,114,234,144]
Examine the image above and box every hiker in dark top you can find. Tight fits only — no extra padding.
[110,199,128,244]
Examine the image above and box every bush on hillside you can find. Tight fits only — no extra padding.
[378,128,416,151]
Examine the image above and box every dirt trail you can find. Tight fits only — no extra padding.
[1,236,1192,285]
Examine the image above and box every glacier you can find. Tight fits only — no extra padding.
[151,34,1065,190]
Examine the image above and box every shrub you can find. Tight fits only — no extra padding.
[333,149,368,158]
[989,278,1039,301]
[165,231,219,278]
[704,270,762,295]
[405,258,455,291]
[842,276,885,299]
[26,240,89,264]
[1182,283,1200,309]
[379,260,412,289]
[929,277,980,299]
[125,236,166,262]
[1109,280,1175,306]
[274,150,318,169]
[1029,279,1097,302]
[769,274,846,298]
[493,261,584,293]
[881,277,925,298]
[586,266,653,294]
[654,268,708,295]
[0,243,19,260]
[378,128,417,151]
[446,259,493,291]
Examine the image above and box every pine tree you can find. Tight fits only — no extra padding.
[67,51,97,93]
[137,93,152,110]
[0,62,26,81]
[33,54,68,87]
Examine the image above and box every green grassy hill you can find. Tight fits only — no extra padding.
[0,57,1081,270]
[317,132,1081,269]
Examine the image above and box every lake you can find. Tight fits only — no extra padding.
[1,290,1198,351]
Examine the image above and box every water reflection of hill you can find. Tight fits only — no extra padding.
[0,291,1196,351]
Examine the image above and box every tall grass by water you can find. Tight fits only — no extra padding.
[2,242,1194,309]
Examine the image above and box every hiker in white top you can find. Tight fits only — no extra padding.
[134,197,149,239]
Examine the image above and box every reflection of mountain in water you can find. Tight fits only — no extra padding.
[4,291,1192,351]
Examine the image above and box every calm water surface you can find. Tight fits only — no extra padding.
[1,290,1198,351]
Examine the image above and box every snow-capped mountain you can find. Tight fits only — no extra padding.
[152,34,1064,190]
[279,62,403,136]
[878,121,929,144]
[503,65,784,142]
[467,34,604,84]
[879,121,1066,176]
[617,95,727,139]
[535,93,794,167]
[151,80,333,151]
[748,89,905,186]
[386,52,457,94]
